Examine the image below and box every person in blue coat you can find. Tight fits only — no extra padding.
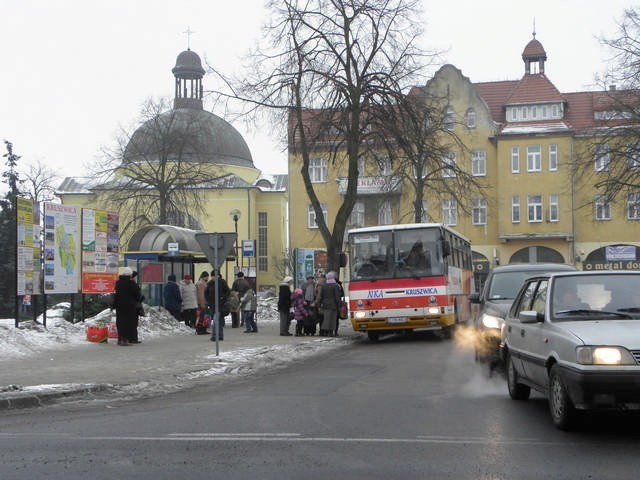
[163,274,182,321]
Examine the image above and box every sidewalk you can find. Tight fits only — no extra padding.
[0,319,356,410]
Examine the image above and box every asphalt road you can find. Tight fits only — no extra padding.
[2,331,640,479]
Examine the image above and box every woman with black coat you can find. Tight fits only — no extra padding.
[277,276,294,336]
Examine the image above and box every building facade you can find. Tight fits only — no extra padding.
[287,35,640,291]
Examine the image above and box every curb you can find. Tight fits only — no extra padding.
[0,384,113,410]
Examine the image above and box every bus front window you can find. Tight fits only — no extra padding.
[349,231,394,280]
[395,228,443,277]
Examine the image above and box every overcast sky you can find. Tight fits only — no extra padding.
[0,0,632,183]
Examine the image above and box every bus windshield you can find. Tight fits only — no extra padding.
[349,227,445,280]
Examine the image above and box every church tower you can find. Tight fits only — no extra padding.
[171,48,205,110]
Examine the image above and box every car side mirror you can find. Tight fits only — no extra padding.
[519,310,542,324]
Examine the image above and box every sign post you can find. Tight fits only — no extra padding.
[195,233,237,356]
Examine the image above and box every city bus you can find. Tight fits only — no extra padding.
[347,223,474,341]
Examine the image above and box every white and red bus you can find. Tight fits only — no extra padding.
[346,223,474,341]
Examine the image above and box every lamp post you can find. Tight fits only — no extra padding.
[229,209,241,271]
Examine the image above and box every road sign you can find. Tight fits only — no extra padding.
[195,232,237,269]
[242,239,255,257]
[167,242,179,257]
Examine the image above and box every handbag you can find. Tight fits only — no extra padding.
[339,302,348,320]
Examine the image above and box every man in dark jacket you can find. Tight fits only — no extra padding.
[113,267,142,346]
[163,274,182,321]
[278,276,294,336]
[205,270,230,341]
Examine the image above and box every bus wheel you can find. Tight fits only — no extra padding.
[367,331,380,342]
[442,325,453,339]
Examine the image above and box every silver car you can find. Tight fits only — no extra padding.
[502,271,640,430]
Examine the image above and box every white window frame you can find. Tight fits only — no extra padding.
[527,195,543,223]
[349,201,365,227]
[421,200,428,222]
[512,196,520,223]
[594,144,610,172]
[442,199,457,226]
[472,150,486,176]
[628,193,640,220]
[472,198,487,225]
[466,108,476,129]
[628,145,640,170]
[309,157,328,183]
[308,203,328,228]
[527,145,542,172]
[511,147,520,173]
[357,157,366,176]
[442,152,456,178]
[549,194,559,222]
[444,106,455,131]
[549,144,558,171]
[595,195,611,221]
[378,200,392,225]
[377,155,392,176]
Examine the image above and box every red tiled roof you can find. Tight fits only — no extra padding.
[522,39,546,59]
[475,80,519,124]
[505,74,564,104]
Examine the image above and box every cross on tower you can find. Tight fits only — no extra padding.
[183,26,195,49]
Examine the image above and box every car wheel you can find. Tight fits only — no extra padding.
[548,365,575,430]
[367,331,379,342]
[506,354,530,400]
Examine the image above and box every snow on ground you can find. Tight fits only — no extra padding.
[0,296,286,361]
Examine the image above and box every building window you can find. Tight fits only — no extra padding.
[527,145,542,172]
[308,203,328,228]
[594,144,610,172]
[421,200,428,222]
[466,108,476,129]
[443,106,455,131]
[350,201,365,227]
[442,199,457,226]
[510,108,518,121]
[471,150,486,176]
[527,195,543,223]
[542,105,549,119]
[472,198,487,225]
[628,145,640,170]
[512,196,520,223]
[309,157,328,183]
[549,194,559,222]
[357,157,366,176]
[442,152,456,178]
[595,194,611,220]
[377,155,392,176]
[628,193,640,220]
[549,144,558,171]
[378,200,392,225]
[257,212,268,272]
[511,147,520,173]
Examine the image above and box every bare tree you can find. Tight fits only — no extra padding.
[214,0,432,272]
[20,159,58,205]
[575,7,640,205]
[93,98,224,237]
[375,90,486,223]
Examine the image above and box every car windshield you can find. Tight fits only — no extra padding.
[551,273,640,320]
[487,271,542,300]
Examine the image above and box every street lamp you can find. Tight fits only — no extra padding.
[229,209,241,270]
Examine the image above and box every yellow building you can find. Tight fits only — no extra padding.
[288,35,640,290]
[57,48,288,293]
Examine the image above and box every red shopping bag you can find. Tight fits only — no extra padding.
[107,321,119,339]
[86,325,108,343]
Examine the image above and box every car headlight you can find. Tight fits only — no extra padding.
[480,313,503,330]
[576,346,637,365]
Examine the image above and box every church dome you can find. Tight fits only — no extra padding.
[171,49,205,79]
[124,108,255,168]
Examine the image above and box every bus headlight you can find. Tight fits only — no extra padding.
[354,311,366,319]
[427,306,440,315]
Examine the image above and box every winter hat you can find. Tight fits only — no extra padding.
[326,271,336,283]
[294,288,303,295]
[237,271,244,277]
[283,276,294,284]
[121,267,133,276]
[184,274,192,280]
[168,274,176,282]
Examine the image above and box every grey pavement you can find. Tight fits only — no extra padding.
[0,319,357,410]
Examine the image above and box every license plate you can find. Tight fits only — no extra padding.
[387,317,407,324]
